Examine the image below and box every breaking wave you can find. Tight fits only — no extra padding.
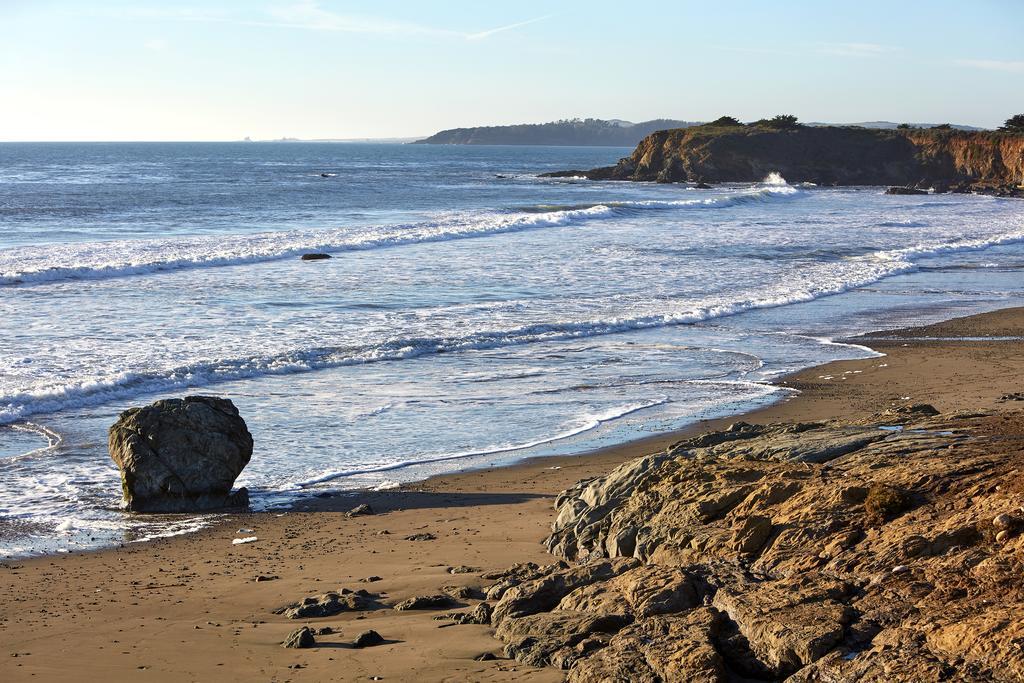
[4,223,1023,424]
[0,182,799,288]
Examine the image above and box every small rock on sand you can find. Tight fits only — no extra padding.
[352,630,384,648]
[347,504,374,517]
[282,626,316,649]
[394,594,453,611]
[404,532,436,541]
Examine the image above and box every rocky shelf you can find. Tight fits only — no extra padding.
[474,404,1024,681]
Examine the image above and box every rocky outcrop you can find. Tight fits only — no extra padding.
[482,407,1024,681]
[274,589,380,618]
[545,125,1024,194]
[107,396,253,512]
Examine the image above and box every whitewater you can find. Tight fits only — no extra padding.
[1,141,1023,557]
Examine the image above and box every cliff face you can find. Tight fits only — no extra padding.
[560,126,1024,191]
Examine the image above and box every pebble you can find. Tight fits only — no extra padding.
[993,513,1016,529]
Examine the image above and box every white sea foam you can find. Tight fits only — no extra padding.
[0,184,798,287]
[287,398,671,488]
[3,223,1023,425]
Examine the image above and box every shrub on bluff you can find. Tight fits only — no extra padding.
[108,395,253,512]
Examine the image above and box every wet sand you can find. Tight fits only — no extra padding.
[2,307,1023,682]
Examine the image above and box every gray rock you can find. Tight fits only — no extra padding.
[108,396,252,512]
[282,626,316,648]
[275,590,376,619]
[435,602,492,625]
[447,565,479,574]
[347,503,373,517]
[394,594,453,611]
[352,630,384,648]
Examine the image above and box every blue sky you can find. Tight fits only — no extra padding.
[1,0,1022,140]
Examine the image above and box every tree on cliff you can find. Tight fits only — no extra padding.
[1000,115,1024,132]
[753,114,801,129]
[707,116,744,127]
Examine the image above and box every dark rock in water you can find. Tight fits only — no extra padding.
[107,396,252,513]
[352,630,384,648]
[884,186,928,195]
[694,182,713,189]
[282,626,316,649]
[394,594,453,611]
[347,503,374,517]
[300,253,332,260]
[538,170,589,178]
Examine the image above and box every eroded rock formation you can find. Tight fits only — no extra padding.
[483,406,1024,681]
[108,396,253,512]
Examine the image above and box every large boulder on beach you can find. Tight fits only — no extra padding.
[108,395,253,512]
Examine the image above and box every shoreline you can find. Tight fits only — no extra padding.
[3,306,1024,681]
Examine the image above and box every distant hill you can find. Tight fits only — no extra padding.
[412,118,701,146]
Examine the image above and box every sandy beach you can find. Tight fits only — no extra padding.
[2,306,1024,682]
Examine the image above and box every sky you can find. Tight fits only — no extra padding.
[1,0,1022,141]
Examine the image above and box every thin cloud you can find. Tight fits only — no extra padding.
[815,42,899,57]
[82,2,550,41]
[955,58,1024,73]
[466,15,552,41]
[264,1,455,37]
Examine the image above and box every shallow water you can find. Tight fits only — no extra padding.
[1,142,1023,557]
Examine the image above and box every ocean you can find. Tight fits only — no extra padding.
[1,141,1023,558]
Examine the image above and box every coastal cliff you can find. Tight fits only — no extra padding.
[549,125,1024,192]
[412,118,699,147]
